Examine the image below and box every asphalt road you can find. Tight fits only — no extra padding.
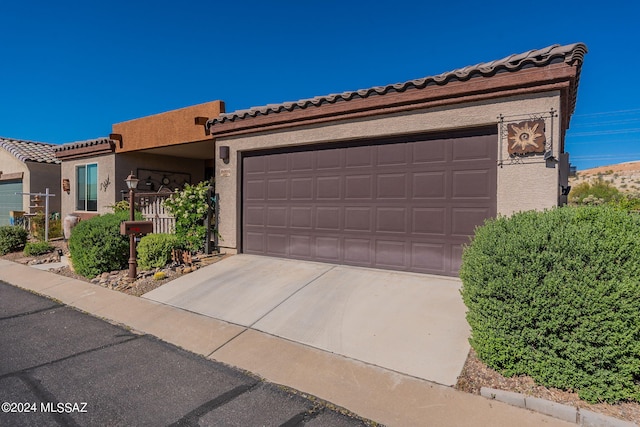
[0,281,375,427]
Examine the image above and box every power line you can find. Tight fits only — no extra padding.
[572,108,640,118]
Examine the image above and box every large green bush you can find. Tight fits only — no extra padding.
[68,211,139,278]
[137,233,184,270]
[0,226,28,255]
[460,206,640,403]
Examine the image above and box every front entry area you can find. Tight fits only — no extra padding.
[241,129,497,276]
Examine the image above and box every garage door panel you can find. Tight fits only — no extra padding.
[413,172,446,199]
[346,146,373,168]
[266,234,287,255]
[377,144,408,166]
[290,235,312,257]
[245,206,265,226]
[375,240,407,268]
[245,180,266,200]
[345,175,373,199]
[412,208,447,235]
[376,208,407,233]
[244,157,266,174]
[290,151,314,171]
[344,239,372,264]
[245,232,265,253]
[267,154,288,173]
[316,207,341,230]
[267,207,287,227]
[267,179,288,200]
[452,170,493,199]
[316,237,340,261]
[452,135,495,161]
[411,243,446,273]
[317,176,341,199]
[317,149,342,169]
[291,207,313,228]
[451,207,492,236]
[344,207,372,232]
[242,131,496,276]
[291,178,313,200]
[413,139,446,163]
[377,173,407,199]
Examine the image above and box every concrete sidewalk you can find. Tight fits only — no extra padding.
[0,258,572,426]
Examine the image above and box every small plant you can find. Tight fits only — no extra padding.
[137,234,184,270]
[0,226,28,255]
[23,241,54,256]
[108,200,131,213]
[153,271,167,281]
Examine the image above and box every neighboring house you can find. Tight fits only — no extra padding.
[206,43,587,276]
[0,137,61,226]
[54,101,224,222]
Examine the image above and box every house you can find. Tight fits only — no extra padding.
[54,101,225,221]
[0,137,61,226]
[206,43,587,276]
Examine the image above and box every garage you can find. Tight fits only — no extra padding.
[0,180,23,226]
[242,129,497,276]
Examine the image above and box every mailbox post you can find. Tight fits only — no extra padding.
[125,173,140,280]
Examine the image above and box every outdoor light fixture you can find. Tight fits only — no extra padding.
[543,150,556,162]
[124,172,139,279]
[219,145,230,164]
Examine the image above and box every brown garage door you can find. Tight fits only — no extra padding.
[242,130,497,276]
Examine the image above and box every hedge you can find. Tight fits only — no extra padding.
[0,226,28,255]
[460,206,640,403]
[68,211,140,278]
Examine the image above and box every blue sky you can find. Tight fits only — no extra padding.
[1,1,638,170]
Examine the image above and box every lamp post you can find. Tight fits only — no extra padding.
[125,172,139,280]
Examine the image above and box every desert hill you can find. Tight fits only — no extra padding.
[570,161,640,194]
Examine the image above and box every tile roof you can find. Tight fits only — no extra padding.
[208,42,587,127]
[0,137,60,164]
[53,137,115,154]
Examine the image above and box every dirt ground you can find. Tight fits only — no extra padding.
[2,239,640,424]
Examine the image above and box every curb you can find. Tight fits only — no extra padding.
[480,387,638,427]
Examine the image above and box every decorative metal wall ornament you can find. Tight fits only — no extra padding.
[497,109,558,167]
[507,119,546,155]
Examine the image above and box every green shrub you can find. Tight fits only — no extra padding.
[163,181,213,253]
[569,178,621,205]
[0,226,28,255]
[68,211,140,278]
[24,241,54,256]
[460,206,640,403]
[137,234,184,270]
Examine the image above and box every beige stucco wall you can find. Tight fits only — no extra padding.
[59,153,116,218]
[214,91,563,251]
[60,152,207,219]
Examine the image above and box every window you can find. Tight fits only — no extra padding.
[76,164,98,211]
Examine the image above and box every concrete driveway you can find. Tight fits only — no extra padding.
[143,254,470,386]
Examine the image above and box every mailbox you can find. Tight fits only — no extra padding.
[120,221,154,236]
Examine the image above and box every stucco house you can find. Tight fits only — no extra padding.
[54,101,224,221]
[0,137,61,226]
[205,43,586,276]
